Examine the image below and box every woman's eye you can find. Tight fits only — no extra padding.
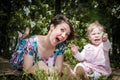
[66,33,69,37]
[61,28,64,32]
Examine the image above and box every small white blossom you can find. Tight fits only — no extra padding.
[30,20,36,28]
[23,6,30,16]
[28,0,32,3]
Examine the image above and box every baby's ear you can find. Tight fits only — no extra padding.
[88,35,91,41]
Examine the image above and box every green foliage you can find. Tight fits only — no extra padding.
[64,48,78,66]
[8,0,54,35]
[0,0,56,56]
[0,71,113,80]
[0,0,120,70]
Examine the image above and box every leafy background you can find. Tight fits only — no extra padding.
[0,0,120,68]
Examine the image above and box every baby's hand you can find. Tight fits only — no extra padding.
[102,33,108,42]
[70,44,79,55]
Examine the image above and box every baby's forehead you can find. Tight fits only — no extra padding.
[87,25,104,35]
[93,27,102,31]
[90,27,102,32]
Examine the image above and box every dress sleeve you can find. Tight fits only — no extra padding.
[10,39,27,67]
[10,35,37,68]
[54,42,66,56]
[24,35,37,56]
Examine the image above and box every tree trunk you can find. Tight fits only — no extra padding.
[55,0,61,15]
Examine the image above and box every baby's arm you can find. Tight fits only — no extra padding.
[102,33,108,42]
[70,44,85,61]
[102,33,111,50]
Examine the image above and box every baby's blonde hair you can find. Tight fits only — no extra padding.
[86,21,105,36]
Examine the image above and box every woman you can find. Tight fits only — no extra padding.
[10,14,74,76]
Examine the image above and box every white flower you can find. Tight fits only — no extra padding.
[23,6,30,16]
[30,20,36,28]
[28,0,32,3]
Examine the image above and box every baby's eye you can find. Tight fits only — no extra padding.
[92,33,95,35]
[98,32,101,34]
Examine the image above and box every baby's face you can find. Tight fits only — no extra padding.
[88,28,103,46]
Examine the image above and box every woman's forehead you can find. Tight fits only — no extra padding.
[57,22,70,31]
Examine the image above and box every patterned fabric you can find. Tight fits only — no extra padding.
[10,35,66,70]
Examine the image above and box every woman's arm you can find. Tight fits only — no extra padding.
[23,54,49,74]
[23,54,36,73]
[54,54,64,74]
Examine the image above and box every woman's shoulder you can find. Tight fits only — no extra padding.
[25,35,37,43]
[24,35,38,48]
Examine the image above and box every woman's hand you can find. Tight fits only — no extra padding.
[37,61,49,74]
[23,54,49,74]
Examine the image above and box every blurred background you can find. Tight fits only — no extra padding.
[0,0,120,69]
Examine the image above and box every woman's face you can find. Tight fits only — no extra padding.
[88,28,103,46]
[49,22,71,46]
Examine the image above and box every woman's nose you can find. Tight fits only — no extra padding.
[61,32,66,38]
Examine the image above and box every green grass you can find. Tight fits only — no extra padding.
[0,70,114,80]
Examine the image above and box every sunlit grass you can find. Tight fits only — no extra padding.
[0,69,114,80]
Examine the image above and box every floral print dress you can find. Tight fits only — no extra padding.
[10,35,66,70]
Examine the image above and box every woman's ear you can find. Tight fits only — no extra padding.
[50,24,55,31]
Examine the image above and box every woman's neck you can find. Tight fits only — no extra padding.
[37,35,55,58]
[38,35,55,50]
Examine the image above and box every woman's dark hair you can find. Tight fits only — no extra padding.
[48,14,74,40]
